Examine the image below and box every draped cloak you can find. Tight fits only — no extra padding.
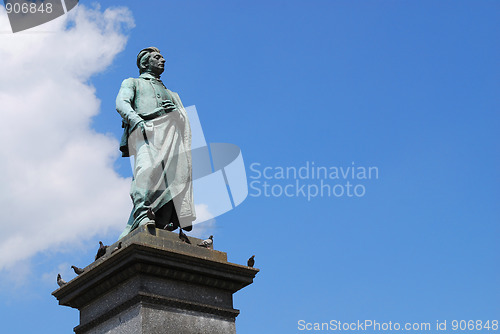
[116,73,196,239]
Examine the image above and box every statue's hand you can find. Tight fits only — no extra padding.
[138,121,154,141]
[161,100,177,111]
[137,120,145,132]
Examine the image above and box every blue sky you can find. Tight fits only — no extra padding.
[0,1,498,333]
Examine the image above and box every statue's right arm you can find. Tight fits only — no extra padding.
[116,78,144,132]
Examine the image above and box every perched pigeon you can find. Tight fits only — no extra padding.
[178,229,191,244]
[247,255,255,268]
[197,235,213,248]
[111,242,122,254]
[57,274,67,287]
[71,265,84,275]
[95,241,108,261]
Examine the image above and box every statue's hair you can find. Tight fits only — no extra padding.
[137,47,161,73]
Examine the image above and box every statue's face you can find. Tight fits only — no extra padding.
[147,52,165,76]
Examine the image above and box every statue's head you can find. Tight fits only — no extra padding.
[137,47,165,76]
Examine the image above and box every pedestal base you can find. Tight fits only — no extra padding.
[52,226,259,334]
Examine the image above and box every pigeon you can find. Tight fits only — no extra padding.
[111,242,122,254]
[247,255,255,268]
[71,265,84,275]
[178,229,191,244]
[57,273,66,287]
[197,235,213,248]
[95,241,108,261]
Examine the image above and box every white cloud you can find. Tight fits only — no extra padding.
[0,5,135,270]
[190,203,216,238]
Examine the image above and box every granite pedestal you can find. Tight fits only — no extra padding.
[52,225,259,334]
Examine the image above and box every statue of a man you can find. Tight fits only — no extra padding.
[116,47,196,239]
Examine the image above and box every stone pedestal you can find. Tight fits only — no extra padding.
[52,225,259,334]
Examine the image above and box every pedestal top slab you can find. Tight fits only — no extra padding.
[52,225,259,310]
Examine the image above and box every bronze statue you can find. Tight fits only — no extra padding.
[116,47,196,239]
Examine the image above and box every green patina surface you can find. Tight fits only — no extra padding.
[116,47,196,239]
